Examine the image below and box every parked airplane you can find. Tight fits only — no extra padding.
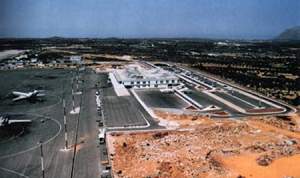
[0,115,32,127]
[12,90,45,102]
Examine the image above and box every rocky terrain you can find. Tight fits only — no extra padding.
[107,112,300,178]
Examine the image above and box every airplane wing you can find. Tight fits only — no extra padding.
[8,119,32,124]
[12,95,28,101]
[36,93,45,97]
[12,91,27,96]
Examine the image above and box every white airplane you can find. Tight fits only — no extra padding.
[0,116,32,127]
[12,90,45,102]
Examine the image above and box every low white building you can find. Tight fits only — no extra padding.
[113,64,179,88]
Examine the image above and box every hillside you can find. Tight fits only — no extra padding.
[276,26,300,41]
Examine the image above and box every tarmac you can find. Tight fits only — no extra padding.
[0,68,102,178]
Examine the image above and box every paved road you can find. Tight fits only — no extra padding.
[72,70,102,178]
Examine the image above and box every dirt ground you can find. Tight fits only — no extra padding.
[107,112,300,178]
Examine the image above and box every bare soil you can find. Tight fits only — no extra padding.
[107,112,300,178]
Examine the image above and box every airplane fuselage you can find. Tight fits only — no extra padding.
[12,90,42,101]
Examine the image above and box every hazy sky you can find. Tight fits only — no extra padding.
[0,0,299,39]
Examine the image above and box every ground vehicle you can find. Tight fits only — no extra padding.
[101,169,111,178]
[98,128,106,144]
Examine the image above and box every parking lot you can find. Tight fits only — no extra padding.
[102,94,148,128]
[98,73,155,129]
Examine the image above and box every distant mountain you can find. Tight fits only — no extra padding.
[276,26,300,41]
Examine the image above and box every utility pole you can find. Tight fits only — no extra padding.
[39,141,45,178]
[63,99,68,149]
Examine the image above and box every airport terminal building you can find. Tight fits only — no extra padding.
[113,64,179,88]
